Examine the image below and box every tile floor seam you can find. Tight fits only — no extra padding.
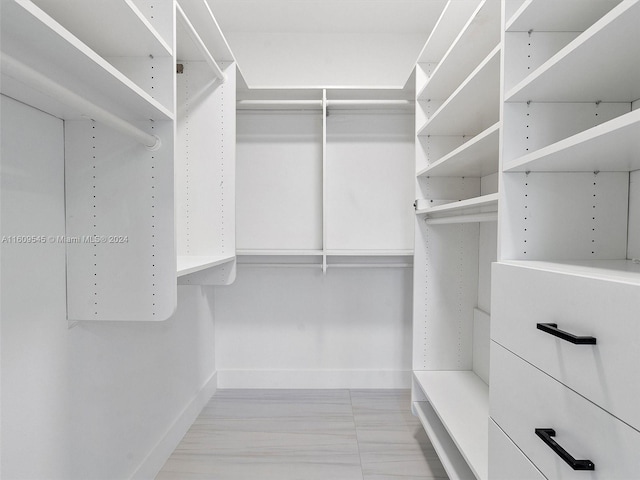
[348,389,366,480]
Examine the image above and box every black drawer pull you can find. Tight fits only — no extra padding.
[535,428,595,471]
[537,323,596,345]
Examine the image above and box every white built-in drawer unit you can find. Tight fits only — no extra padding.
[488,419,545,480]
[492,261,640,431]
[491,342,640,479]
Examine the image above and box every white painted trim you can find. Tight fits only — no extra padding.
[216,370,411,389]
[130,372,218,480]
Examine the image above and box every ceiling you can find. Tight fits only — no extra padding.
[207,0,447,89]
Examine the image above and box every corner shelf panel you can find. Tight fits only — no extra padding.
[504,108,640,172]
[418,46,500,136]
[419,0,500,102]
[506,1,640,102]
[418,123,500,177]
[506,0,622,32]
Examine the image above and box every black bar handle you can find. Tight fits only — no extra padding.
[537,323,596,345]
[535,428,595,471]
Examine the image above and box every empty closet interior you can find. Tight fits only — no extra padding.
[2,0,639,479]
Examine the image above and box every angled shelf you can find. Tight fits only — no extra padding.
[504,108,640,172]
[413,401,477,480]
[177,255,236,277]
[0,0,173,123]
[506,1,640,102]
[416,193,498,224]
[414,371,489,480]
[418,0,500,102]
[418,46,500,136]
[417,0,482,64]
[29,0,171,57]
[176,1,227,81]
[178,0,235,62]
[418,123,500,177]
[506,0,622,32]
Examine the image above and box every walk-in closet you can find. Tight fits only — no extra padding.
[1,0,638,479]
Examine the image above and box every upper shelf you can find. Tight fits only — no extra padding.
[29,0,171,57]
[178,0,235,62]
[418,122,500,177]
[418,46,500,136]
[417,0,482,63]
[418,0,500,101]
[1,0,173,122]
[506,0,640,103]
[177,255,236,277]
[500,259,640,285]
[504,108,640,172]
[506,0,622,32]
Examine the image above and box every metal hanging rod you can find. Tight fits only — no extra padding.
[325,99,413,108]
[424,212,498,225]
[1,53,161,150]
[236,99,413,111]
[176,3,226,82]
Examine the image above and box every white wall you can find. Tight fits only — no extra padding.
[1,95,217,480]
[214,265,413,388]
[227,32,424,88]
[1,95,70,480]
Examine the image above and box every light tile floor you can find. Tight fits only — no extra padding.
[157,389,447,480]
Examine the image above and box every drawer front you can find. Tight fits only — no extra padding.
[489,419,546,480]
[492,262,640,430]
[491,343,640,480]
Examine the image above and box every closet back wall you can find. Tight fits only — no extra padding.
[214,267,413,388]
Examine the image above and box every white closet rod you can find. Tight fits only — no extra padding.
[325,99,413,108]
[239,263,412,268]
[176,3,226,82]
[1,53,161,150]
[424,212,498,225]
[236,99,413,110]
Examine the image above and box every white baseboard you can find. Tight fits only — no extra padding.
[131,372,218,480]
[216,369,411,389]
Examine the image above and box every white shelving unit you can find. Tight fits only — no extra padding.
[2,0,177,321]
[175,0,237,286]
[412,1,500,477]
[235,87,415,270]
[493,0,640,476]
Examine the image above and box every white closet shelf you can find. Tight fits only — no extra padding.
[416,193,498,223]
[418,0,499,102]
[178,0,235,62]
[30,0,172,57]
[506,0,622,32]
[176,2,226,81]
[413,401,477,480]
[506,0,640,103]
[418,46,500,136]
[414,370,489,480]
[499,259,640,285]
[1,0,173,123]
[504,108,640,172]
[177,255,236,277]
[417,123,500,177]
[417,0,482,63]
